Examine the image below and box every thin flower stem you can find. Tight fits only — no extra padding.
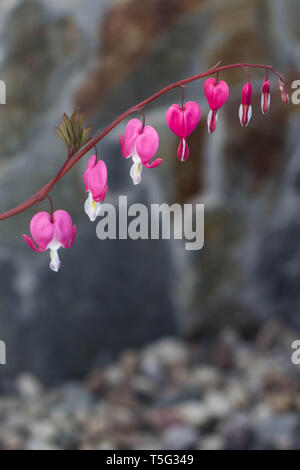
[0,62,285,222]
[141,110,146,131]
[46,195,54,221]
[180,85,185,110]
[94,145,98,161]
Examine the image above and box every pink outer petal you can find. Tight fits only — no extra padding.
[143,158,163,169]
[120,118,143,158]
[52,210,74,248]
[65,225,76,248]
[83,158,108,202]
[30,211,54,251]
[177,138,190,162]
[87,154,97,169]
[23,234,45,252]
[183,101,201,135]
[204,78,229,110]
[166,101,201,138]
[241,82,252,105]
[166,104,184,137]
[97,184,108,202]
[136,125,159,164]
[261,78,270,95]
[119,135,127,158]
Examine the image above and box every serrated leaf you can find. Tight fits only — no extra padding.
[59,123,72,145]
[56,108,94,153]
[80,127,92,147]
[55,127,69,147]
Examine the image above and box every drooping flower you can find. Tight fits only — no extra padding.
[239,81,252,127]
[203,77,229,134]
[261,78,270,115]
[278,79,289,105]
[166,101,201,162]
[120,118,162,185]
[83,155,107,222]
[23,210,76,272]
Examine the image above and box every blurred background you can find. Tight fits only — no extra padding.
[0,0,299,450]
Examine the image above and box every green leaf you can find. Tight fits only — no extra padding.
[56,108,94,154]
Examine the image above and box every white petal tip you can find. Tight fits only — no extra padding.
[49,249,61,272]
[130,156,142,185]
[84,192,102,222]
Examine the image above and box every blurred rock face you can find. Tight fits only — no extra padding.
[0,0,177,385]
[0,0,299,384]
[78,0,300,335]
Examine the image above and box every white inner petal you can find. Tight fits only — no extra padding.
[207,109,218,133]
[84,190,102,222]
[239,103,243,124]
[49,249,61,272]
[130,153,142,185]
[181,138,186,162]
[248,104,252,123]
[239,104,252,127]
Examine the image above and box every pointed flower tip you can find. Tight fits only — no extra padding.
[207,109,218,134]
[261,78,271,115]
[279,79,289,105]
[177,138,190,162]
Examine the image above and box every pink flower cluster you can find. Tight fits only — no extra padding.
[23,74,288,272]
[24,154,108,272]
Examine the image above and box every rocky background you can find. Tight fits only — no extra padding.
[0,0,299,450]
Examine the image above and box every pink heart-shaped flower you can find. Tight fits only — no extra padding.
[166,101,201,138]
[204,78,229,110]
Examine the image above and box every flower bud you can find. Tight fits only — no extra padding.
[279,79,289,105]
[239,82,252,127]
[261,78,270,115]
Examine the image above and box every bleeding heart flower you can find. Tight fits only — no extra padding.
[23,210,76,272]
[166,101,201,162]
[278,79,289,105]
[239,82,252,127]
[203,77,229,134]
[83,155,108,222]
[261,78,270,115]
[120,118,162,185]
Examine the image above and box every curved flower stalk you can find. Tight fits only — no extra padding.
[0,62,288,273]
[23,210,76,272]
[83,155,108,222]
[166,101,201,162]
[261,78,271,115]
[203,77,229,134]
[120,118,162,185]
[239,81,252,127]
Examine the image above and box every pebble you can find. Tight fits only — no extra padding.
[162,425,199,450]
[0,326,299,450]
